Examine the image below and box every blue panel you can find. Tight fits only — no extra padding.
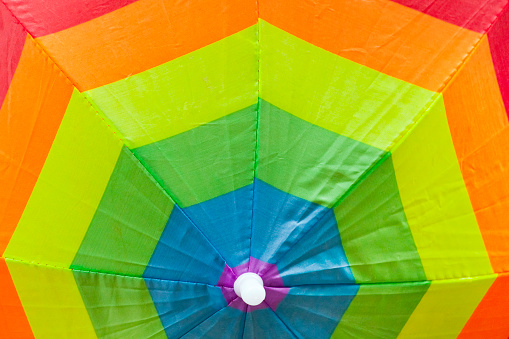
[274,285,359,338]
[144,279,226,338]
[274,209,356,286]
[183,184,253,268]
[251,179,329,264]
[243,308,295,339]
[181,307,245,339]
[143,207,226,284]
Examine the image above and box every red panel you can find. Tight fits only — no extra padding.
[2,0,138,37]
[0,258,34,338]
[0,3,26,107]
[488,4,509,119]
[390,0,506,33]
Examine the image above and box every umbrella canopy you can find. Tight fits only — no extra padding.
[1,0,509,338]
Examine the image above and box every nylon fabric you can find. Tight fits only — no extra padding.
[132,105,257,207]
[257,100,385,207]
[143,207,228,285]
[259,0,481,91]
[35,0,258,91]
[4,90,123,268]
[334,155,426,283]
[392,96,493,280]
[332,282,430,338]
[0,35,73,255]
[443,36,509,273]
[7,260,97,339]
[74,270,165,338]
[85,26,258,149]
[71,147,175,277]
[398,275,496,338]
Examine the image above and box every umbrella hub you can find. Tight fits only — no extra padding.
[233,273,266,306]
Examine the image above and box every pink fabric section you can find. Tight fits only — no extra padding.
[2,0,138,37]
[0,2,26,107]
[390,0,506,33]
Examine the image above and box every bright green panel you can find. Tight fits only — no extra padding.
[257,100,385,208]
[6,259,97,339]
[71,147,174,276]
[392,96,492,280]
[398,275,495,338]
[259,20,435,152]
[4,90,123,268]
[132,105,256,207]
[85,25,259,149]
[74,270,166,339]
[332,282,430,339]
[334,154,425,283]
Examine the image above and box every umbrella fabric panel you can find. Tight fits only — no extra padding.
[259,20,436,153]
[132,104,257,208]
[252,179,355,286]
[458,273,509,337]
[4,89,123,269]
[250,178,328,265]
[274,285,359,339]
[32,0,258,91]
[143,207,228,285]
[84,25,258,149]
[256,100,386,208]
[0,258,33,338]
[0,2,26,107]
[0,33,73,255]
[443,36,509,273]
[180,307,246,339]
[488,4,509,116]
[144,279,227,338]
[182,184,253,268]
[391,96,493,280]
[243,308,295,339]
[334,154,426,283]
[1,0,138,38]
[7,260,97,339]
[259,0,482,92]
[389,0,505,33]
[398,275,496,338]
[74,270,164,338]
[332,281,430,338]
[0,0,509,337]
[71,146,174,277]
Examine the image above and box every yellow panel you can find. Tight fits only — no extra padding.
[85,25,258,148]
[6,259,97,339]
[398,275,495,338]
[4,89,123,268]
[259,20,435,151]
[392,95,492,280]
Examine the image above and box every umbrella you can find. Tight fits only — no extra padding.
[1,0,509,338]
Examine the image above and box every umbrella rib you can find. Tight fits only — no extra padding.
[248,44,262,270]
[264,152,393,273]
[267,307,299,339]
[176,305,230,339]
[4,257,225,287]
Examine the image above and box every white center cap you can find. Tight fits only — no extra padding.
[233,273,266,306]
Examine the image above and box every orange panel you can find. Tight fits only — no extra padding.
[0,35,73,255]
[37,0,258,91]
[458,273,509,338]
[443,36,509,272]
[259,0,481,91]
[0,258,34,338]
